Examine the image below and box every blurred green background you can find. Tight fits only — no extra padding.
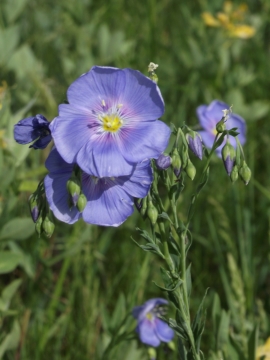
[0,0,270,359]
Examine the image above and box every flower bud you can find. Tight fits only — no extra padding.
[216,119,226,133]
[185,159,196,180]
[239,161,251,185]
[156,153,171,170]
[147,347,157,360]
[230,165,238,183]
[28,194,39,223]
[66,176,81,206]
[171,148,182,177]
[77,194,87,212]
[134,199,142,212]
[147,201,158,225]
[222,142,236,175]
[42,215,55,238]
[35,215,43,236]
[141,197,148,216]
[186,131,203,160]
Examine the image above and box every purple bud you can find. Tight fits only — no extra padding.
[186,132,203,160]
[71,193,79,207]
[156,154,171,170]
[222,143,236,175]
[134,198,142,212]
[31,205,39,223]
[174,167,181,177]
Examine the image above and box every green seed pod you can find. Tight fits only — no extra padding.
[77,194,87,212]
[185,159,196,180]
[230,165,239,183]
[66,176,81,206]
[239,161,251,185]
[147,201,158,225]
[42,215,55,238]
[141,197,148,216]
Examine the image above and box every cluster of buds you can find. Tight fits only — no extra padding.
[221,141,251,185]
[155,127,203,181]
[28,183,55,238]
[135,194,159,226]
[66,171,87,212]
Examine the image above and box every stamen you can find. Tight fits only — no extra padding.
[102,99,106,107]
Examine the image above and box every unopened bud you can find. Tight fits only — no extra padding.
[185,159,196,180]
[77,194,87,212]
[216,119,226,133]
[222,142,236,175]
[147,201,158,225]
[35,215,43,236]
[230,165,238,183]
[156,153,171,170]
[171,148,182,177]
[239,161,251,185]
[66,177,81,206]
[186,131,203,160]
[141,197,147,216]
[28,194,39,223]
[147,347,157,360]
[42,215,55,238]
[134,198,142,212]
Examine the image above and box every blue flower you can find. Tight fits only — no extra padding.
[50,66,171,178]
[44,148,153,226]
[196,100,246,156]
[132,298,174,347]
[14,114,52,149]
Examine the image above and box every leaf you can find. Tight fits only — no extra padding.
[0,252,22,274]
[248,325,258,360]
[0,320,20,358]
[0,279,22,312]
[186,264,192,298]
[0,26,19,65]
[0,218,35,241]
[192,289,208,352]
[4,0,29,23]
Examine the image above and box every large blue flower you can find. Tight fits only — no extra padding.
[14,114,51,149]
[50,66,171,178]
[132,298,174,347]
[196,100,246,156]
[44,148,153,226]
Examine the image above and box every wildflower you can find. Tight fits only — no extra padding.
[44,148,153,226]
[132,298,174,347]
[14,114,52,149]
[201,1,255,39]
[196,100,246,156]
[50,66,171,178]
[256,337,270,359]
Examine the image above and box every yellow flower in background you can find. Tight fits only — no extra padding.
[256,337,270,359]
[0,81,7,110]
[0,130,7,149]
[201,1,255,39]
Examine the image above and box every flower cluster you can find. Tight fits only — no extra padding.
[201,1,256,39]
[14,66,171,228]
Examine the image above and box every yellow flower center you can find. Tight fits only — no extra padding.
[146,312,153,320]
[102,114,123,132]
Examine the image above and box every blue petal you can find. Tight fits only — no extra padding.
[155,318,174,343]
[135,298,168,322]
[116,160,153,198]
[118,120,171,163]
[77,133,134,177]
[31,134,52,149]
[81,174,134,226]
[137,319,160,347]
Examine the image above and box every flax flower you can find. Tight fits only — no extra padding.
[50,66,171,178]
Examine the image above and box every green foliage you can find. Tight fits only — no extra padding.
[0,0,270,358]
